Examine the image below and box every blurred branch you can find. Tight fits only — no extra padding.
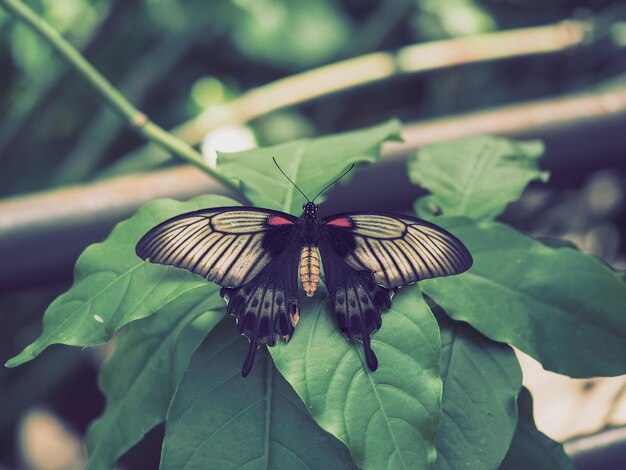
[102,18,590,177]
[0,0,244,198]
[3,85,626,291]
[565,425,626,467]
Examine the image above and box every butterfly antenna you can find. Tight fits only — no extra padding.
[273,157,310,202]
[311,163,355,203]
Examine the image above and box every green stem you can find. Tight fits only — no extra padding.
[0,0,245,199]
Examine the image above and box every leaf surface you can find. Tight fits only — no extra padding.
[160,318,356,470]
[218,119,402,214]
[421,218,626,377]
[434,311,522,470]
[271,287,442,469]
[86,291,224,470]
[6,195,237,367]
[409,136,547,222]
[500,388,574,469]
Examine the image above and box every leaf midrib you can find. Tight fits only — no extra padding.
[456,149,491,215]
[361,361,411,469]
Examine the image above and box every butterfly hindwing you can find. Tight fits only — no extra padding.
[136,207,298,288]
[320,212,472,370]
[221,240,301,376]
[318,237,392,370]
[322,212,473,289]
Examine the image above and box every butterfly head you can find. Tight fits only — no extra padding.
[303,201,318,219]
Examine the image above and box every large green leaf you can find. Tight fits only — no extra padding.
[434,310,522,470]
[409,136,547,222]
[500,388,574,469]
[160,318,356,470]
[6,195,238,368]
[421,218,626,377]
[271,287,442,469]
[218,119,402,214]
[85,291,224,470]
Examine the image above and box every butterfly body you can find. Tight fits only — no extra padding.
[136,201,472,377]
[300,244,321,297]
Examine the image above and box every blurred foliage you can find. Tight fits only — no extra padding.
[230,0,350,67]
[1,0,626,196]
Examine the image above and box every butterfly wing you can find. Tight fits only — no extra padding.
[136,206,301,376]
[317,239,392,371]
[320,212,472,370]
[322,212,472,288]
[221,239,301,376]
[136,206,298,287]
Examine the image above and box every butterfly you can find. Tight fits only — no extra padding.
[136,160,472,377]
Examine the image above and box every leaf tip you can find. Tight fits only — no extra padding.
[4,341,45,368]
[5,352,30,368]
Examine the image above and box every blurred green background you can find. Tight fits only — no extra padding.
[1,0,626,468]
[2,0,626,196]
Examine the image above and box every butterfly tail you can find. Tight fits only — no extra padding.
[242,339,259,377]
[320,238,393,371]
[362,337,378,371]
[221,249,299,377]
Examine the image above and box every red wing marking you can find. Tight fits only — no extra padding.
[326,217,353,228]
[268,215,295,226]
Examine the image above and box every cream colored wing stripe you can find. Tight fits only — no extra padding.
[327,213,471,288]
[137,209,293,288]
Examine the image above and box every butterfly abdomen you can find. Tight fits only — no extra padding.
[300,244,320,297]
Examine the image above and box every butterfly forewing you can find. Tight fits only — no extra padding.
[136,207,297,288]
[322,212,472,289]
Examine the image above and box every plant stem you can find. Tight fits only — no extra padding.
[0,0,244,198]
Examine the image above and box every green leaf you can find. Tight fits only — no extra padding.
[409,136,548,222]
[434,311,522,470]
[6,195,238,368]
[421,218,626,377]
[160,318,356,470]
[85,291,224,470]
[271,287,442,469]
[218,119,402,215]
[500,388,574,469]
